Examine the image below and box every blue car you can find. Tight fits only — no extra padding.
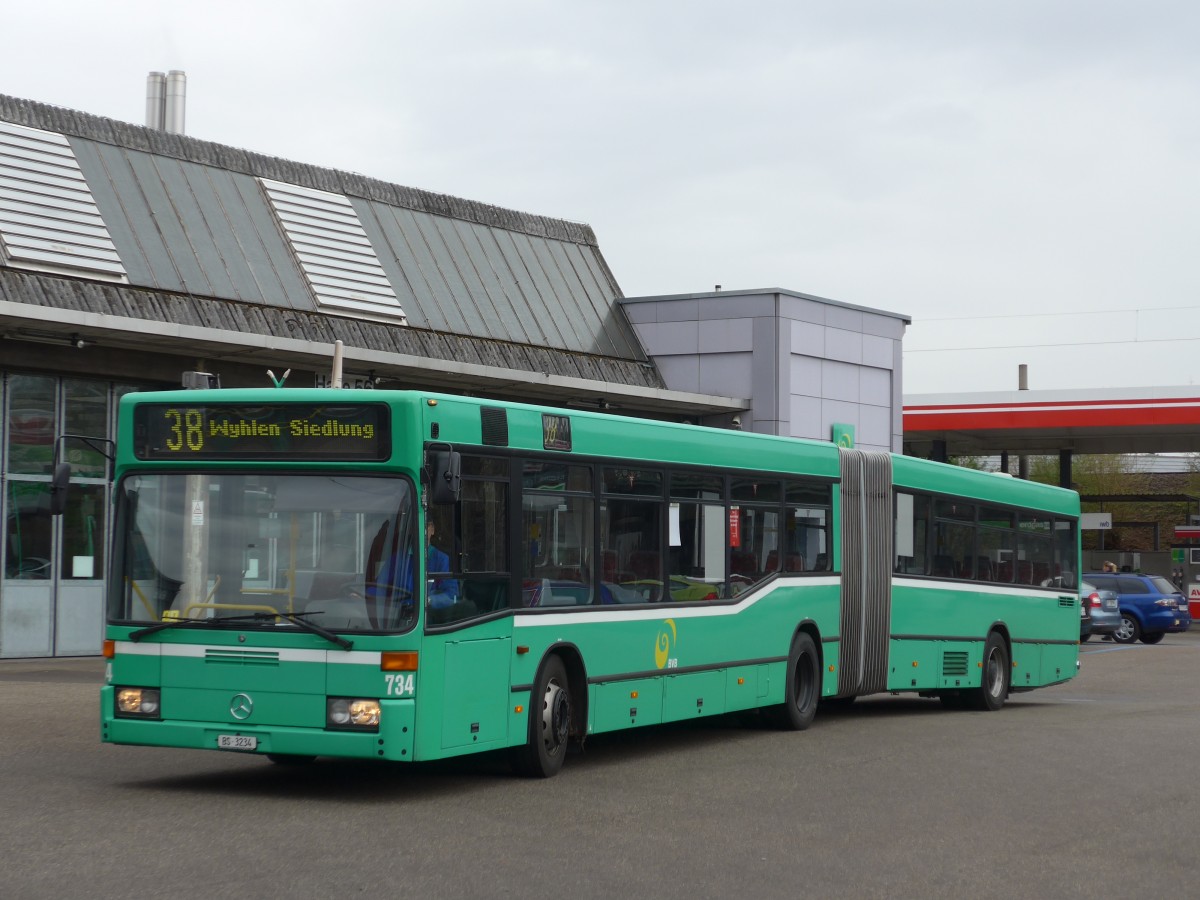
[1084,573,1192,644]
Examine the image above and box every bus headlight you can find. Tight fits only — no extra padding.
[116,687,161,718]
[326,698,381,730]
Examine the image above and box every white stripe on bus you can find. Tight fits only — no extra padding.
[114,641,380,665]
[515,576,841,627]
[515,576,1066,628]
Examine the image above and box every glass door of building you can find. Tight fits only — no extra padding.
[2,374,113,657]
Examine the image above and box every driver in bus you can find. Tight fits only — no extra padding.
[368,521,459,609]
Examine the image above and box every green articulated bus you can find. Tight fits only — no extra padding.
[97,388,1081,777]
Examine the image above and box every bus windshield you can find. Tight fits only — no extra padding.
[110,472,416,633]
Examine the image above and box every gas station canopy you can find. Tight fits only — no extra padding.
[903,387,1200,457]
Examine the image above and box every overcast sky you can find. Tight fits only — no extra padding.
[4,1,1198,395]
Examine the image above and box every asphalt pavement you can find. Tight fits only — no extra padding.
[1,631,1198,899]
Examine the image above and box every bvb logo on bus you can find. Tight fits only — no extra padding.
[654,619,678,670]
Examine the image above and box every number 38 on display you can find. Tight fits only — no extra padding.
[164,409,205,451]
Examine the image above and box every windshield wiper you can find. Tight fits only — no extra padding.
[128,616,243,642]
[264,610,354,651]
[128,610,353,651]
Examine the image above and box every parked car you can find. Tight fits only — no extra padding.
[1083,572,1192,644]
[1078,579,1120,641]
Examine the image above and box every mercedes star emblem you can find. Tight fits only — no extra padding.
[230,693,253,720]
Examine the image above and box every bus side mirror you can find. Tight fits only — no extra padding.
[49,462,71,516]
[430,451,461,504]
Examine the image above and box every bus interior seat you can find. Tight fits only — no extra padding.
[730,552,756,577]
[628,551,660,581]
[303,596,369,629]
[298,571,358,602]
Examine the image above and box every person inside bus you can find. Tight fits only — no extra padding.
[368,521,459,609]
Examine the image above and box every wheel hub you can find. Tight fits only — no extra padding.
[541,681,570,752]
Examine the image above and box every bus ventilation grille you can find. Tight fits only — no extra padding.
[481,407,509,446]
[204,649,281,666]
[1059,597,1075,608]
[941,652,969,677]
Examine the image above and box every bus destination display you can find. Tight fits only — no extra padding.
[133,403,390,461]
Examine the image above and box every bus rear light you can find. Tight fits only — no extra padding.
[102,639,115,659]
[381,652,418,671]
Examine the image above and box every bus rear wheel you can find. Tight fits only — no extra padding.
[775,632,819,730]
[511,655,572,778]
[969,632,1009,711]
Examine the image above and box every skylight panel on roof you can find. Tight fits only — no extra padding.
[260,178,406,323]
[0,121,127,281]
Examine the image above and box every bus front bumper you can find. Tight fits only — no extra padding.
[101,688,415,761]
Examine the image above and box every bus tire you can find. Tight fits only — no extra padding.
[969,632,1009,711]
[511,655,572,778]
[777,632,819,730]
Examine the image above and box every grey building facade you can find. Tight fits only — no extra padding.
[624,288,908,453]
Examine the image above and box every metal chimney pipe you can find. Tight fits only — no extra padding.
[164,70,187,134]
[145,72,166,130]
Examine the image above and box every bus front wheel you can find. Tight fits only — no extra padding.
[775,632,819,730]
[970,632,1009,711]
[511,655,572,778]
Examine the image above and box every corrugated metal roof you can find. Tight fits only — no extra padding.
[0,94,650,370]
[0,268,667,392]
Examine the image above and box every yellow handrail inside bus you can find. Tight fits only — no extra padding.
[129,580,156,619]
